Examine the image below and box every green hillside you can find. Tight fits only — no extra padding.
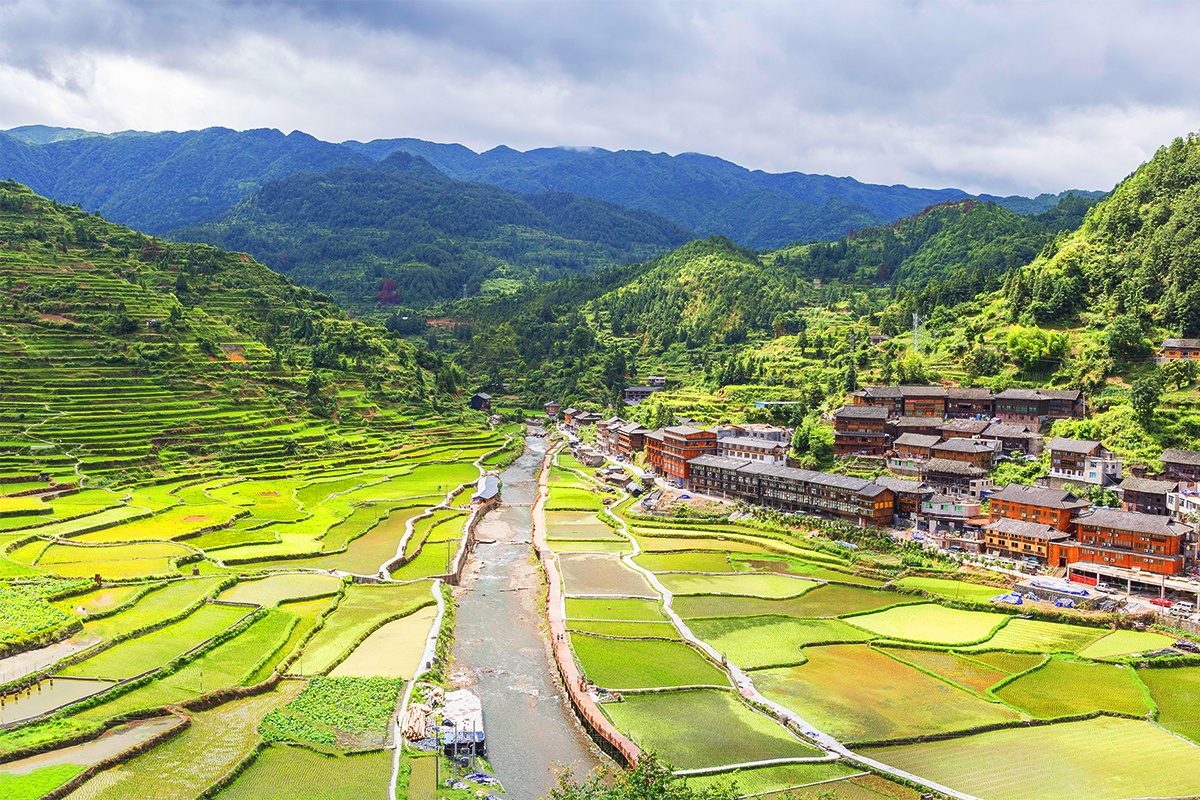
[0,181,479,487]
[171,153,693,310]
[451,196,1095,415]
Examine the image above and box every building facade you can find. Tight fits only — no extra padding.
[833,405,890,457]
[661,426,718,487]
[1047,438,1122,487]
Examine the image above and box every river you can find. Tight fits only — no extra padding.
[450,428,604,799]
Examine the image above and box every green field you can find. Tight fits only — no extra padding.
[1077,629,1177,659]
[963,650,1046,674]
[565,597,666,621]
[565,619,681,638]
[689,616,872,668]
[602,689,818,770]
[632,551,740,573]
[753,644,1021,743]
[218,574,342,607]
[893,576,1008,604]
[658,573,817,598]
[995,658,1149,718]
[1139,666,1200,743]
[571,634,728,689]
[845,604,1009,645]
[879,646,1007,695]
[864,716,1200,800]
[215,744,392,800]
[328,605,436,678]
[61,604,251,680]
[0,764,85,800]
[960,617,1106,654]
[684,762,863,798]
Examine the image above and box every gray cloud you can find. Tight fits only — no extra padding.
[0,0,1198,195]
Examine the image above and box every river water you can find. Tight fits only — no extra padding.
[451,429,604,800]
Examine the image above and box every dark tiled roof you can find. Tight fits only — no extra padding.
[920,458,987,477]
[1075,508,1194,537]
[856,386,903,398]
[664,425,706,436]
[984,517,1070,541]
[988,483,1088,509]
[874,476,932,495]
[834,405,891,419]
[900,385,948,397]
[1161,448,1200,467]
[689,455,751,470]
[1118,476,1179,495]
[947,387,994,399]
[982,423,1041,439]
[734,461,890,496]
[473,392,492,400]
[995,388,1044,400]
[617,422,649,435]
[933,438,997,454]
[1164,338,1200,349]
[1047,437,1102,454]
[646,430,664,441]
[718,436,785,450]
[891,417,943,428]
[894,433,941,448]
[1040,389,1082,401]
[940,419,992,435]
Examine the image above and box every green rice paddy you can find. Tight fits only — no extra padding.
[994,658,1149,718]
[688,616,872,668]
[845,604,1010,646]
[960,617,1106,654]
[215,744,392,800]
[1077,629,1177,659]
[570,634,728,689]
[602,689,819,770]
[864,716,1200,800]
[1138,665,1200,743]
[658,572,818,598]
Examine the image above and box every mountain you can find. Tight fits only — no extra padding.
[452,195,1096,408]
[0,127,368,233]
[3,126,1100,252]
[169,152,694,310]
[0,180,466,485]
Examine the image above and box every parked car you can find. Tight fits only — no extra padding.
[1150,598,1173,608]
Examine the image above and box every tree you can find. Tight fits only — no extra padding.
[548,753,737,800]
[1130,369,1165,423]
[1105,313,1149,359]
[1161,358,1195,390]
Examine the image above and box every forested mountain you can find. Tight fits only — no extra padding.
[1004,133,1200,338]
[2,126,1101,252]
[450,194,1097,408]
[0,127,368,233]
[170,152,693,310]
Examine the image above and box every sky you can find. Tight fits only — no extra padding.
[0,0,1197,196]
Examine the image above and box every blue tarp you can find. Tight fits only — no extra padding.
[1031,580,1089,597]
[992,593,1023,605]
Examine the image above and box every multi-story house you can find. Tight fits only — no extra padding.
[716,435,788,465]
[1118,476,1178,516]
[833,405,890,456]
[1160,338,1200,361]
[945,387,995,419]
[1060,508,1193,575]
[984,518,1071,565]
[987,484,1089,530]
[661,426,717,487]
[851,386,903,416]
[1160,448,1200,482]
[931,437,998,470]
[888,433,941,474]
[1047,438,1122,487]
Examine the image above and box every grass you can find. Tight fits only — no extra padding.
[214,744,392,800]
[878,647,1007,695]
[753,644,1021,743]
[602,689,818,770]
[565,619,681,639]
[632,551,741,573]
[328,605,436,678]
[1138,666,1200,743]
[565,597,666,621]
[672,594,853,620]
[61,604,250,680]
[571,634,728,689]
[995,658,1149,718]
[657,573,817,598]
[558,553,656,597]
[863,716,1200,800]
[960,618,1106,654]
[61,683,302,800]
[0,764,85,800]
[218,574,341,607]
[733,557,884,586]
[845,604,1010,646]
[545,487,604,511]
[893,576,1007,604]
[260,677,401,749]
[689,617,872,668]
[1077,629,1177,659]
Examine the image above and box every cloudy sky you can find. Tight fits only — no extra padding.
[0,0,1196,195]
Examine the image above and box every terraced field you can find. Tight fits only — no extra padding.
[550,460,1200,800]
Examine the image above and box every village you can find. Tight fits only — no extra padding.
[544,375,1200,622]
